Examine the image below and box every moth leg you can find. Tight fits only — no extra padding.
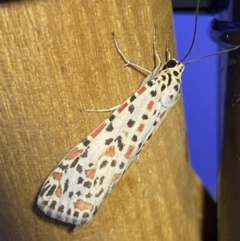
[83,104,121,112]
[136,25,169,88]
[166,31,171,61]
[112,33,152,74]
[136,152,141,163]
[135,143,146,163]
[133,141,147,163]
[153,25,162,66]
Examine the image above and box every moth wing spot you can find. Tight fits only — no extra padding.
[105,146,116,157]
[112,173,121,182]
[85,169,96,179]
[137,86,146,95]
[160,111,166,119]
[55,185,62,197]
[118,102,128,113]
[66,148,83,160]
[74,199,94,211]
[91,122,107,138]
[137,124,145,132]
[125,145,135,158]
[52,172,63,181]
[147,100,154,110]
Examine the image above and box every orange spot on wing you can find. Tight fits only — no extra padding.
[159,111,166,118]
[66,148,83,160]
[52,172,63,181]
[147,100,154,110]
[85,169,96,179]
[137,124,145,132]
[112,173,121,182]
[137,86,146,95]
[105,146,116,157]
[91,122,107,138]
[55,185,62,197]
[125,145,134,158]
[118,102,128,113]
[74,199,93,211]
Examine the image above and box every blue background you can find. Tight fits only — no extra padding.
[174,14,218,200]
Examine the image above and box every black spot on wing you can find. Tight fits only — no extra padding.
[130,95,137,102]
[78,177,84,184]
[109,114,116,121]
[58,205,64,212]
[67,209,72,215]
[105,138,113,145]
[82,138,90,147]
[83,212,90,218]
[57,163,68,172]
[174,84,179,92]
[142,114,148,120]
[83,181,92,188]
[116,136,124,151]
[46,185,57,196]
[100,176,105,185]
[161,84,166,91]
[100,160,108,168]
[127,119,135,128]
[86,192,92,198]
[147,80,154,86]
[73,211,79,217]
[132,134,138,142]
[167,74,172,86]
[93,177,98,186]
[128,104,135,113]
[77,164,83,173]
[49,200,57,209]
[81,149,89,158]
[39,183,51,197]
[95,188,104,197]
[70,157,80,168]
[111,160,116,167]
[106,123,114,132]
[63,179,69,193]
[41,200,48,206]
[119,162,125,169]
[76,191,81,196]
[150,90,157,97]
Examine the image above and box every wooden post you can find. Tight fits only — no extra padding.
[0,0,201,240]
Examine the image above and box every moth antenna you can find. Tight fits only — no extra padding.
[185,44,240,65]
[179,0,200,63]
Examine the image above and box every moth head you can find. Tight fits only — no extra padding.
[165,58,185,81]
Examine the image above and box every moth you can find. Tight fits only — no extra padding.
[37,26,185,229]
[37,2,239,229]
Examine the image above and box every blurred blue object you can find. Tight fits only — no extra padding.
[174,14,218,200]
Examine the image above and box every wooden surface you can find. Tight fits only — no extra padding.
[0,0,201,240]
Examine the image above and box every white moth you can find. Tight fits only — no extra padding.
[37,27,185,229]
[37,12,239,228]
